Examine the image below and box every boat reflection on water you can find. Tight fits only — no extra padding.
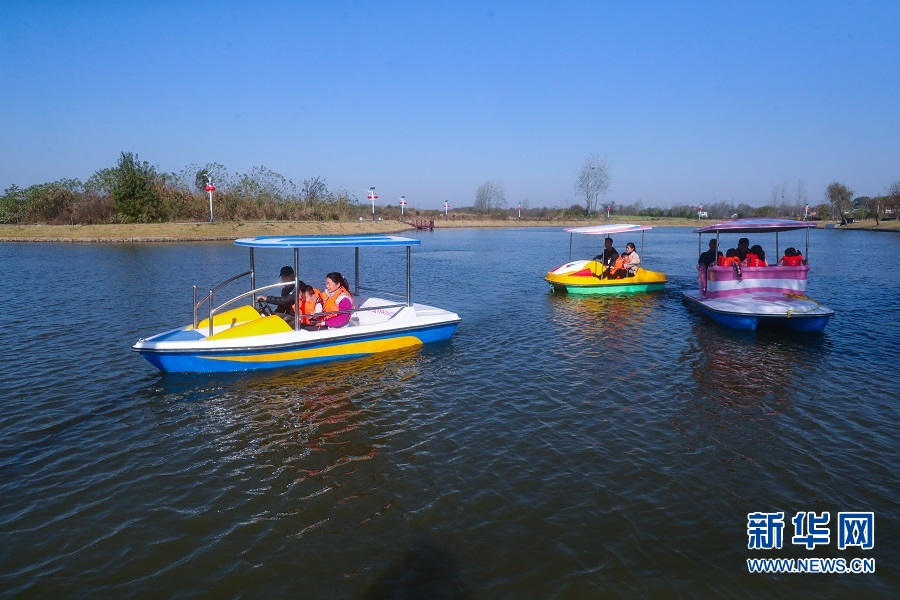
[683,323,827,406]
[145,348,426,536]
[546,293,658,348]
[672,323,828,469]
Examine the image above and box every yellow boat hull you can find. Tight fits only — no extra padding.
[545,260,666,295]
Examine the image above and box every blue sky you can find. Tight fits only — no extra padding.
[1,1,897,209]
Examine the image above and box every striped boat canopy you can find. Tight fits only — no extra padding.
[693,218,817,234]
[564,224,652,235]
[234,235,421,248]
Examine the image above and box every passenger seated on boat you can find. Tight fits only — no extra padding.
[697,239,719,270]
[608,242,640,278]
[778,247,805,266]
[718,248,741,267]
[257,266,303,316]
[296,284,323,326]
[736,238,751,262]
[312,272,354,329]
[743,244,767,266]
[622,242,641,277]
[592,237,619,278]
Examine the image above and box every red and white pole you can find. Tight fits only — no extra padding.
[205,181,216,222]
[368,187,378,221]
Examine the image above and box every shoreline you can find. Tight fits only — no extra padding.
[0,217,896,242]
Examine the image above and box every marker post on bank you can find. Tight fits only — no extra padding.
[204,175,216,222]
[367,187,378,221]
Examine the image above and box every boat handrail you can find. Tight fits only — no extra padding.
[198,283,410,336]
[316,302,408,319]
[194,280,282,332]
[194,270,253,309]
[356,285,408,302]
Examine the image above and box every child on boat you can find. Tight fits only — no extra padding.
[778,247,804,266]
[297,284,323,327]
[743,244,767,266]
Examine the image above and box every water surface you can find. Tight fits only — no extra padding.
[1,228,897,598]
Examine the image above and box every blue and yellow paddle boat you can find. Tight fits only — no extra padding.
[545,224,667,294]
[133,235,461,373]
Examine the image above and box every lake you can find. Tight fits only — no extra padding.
[0,227,897,598]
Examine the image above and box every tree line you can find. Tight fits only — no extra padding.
[3,151,898,224]
[0,152,359,225]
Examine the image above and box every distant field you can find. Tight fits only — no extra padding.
[0,217,895,242]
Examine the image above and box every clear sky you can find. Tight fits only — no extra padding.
[1,1,897,210]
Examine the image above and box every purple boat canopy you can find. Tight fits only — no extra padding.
[693,218,818,234]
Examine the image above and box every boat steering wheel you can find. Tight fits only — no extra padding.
[256,298,273,317]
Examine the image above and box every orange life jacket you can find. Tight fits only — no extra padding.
[718,255,740,267]
[296,287,323,324]
[744,253,758,267]
[781,254,803,266]
[322,286,353,321]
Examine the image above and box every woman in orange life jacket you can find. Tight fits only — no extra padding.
[743,244,767,267]
[778,247,804,266]
[314,272,354,329]
[718,248,741,267]
[295,284,323,326]
[720,248,743,280]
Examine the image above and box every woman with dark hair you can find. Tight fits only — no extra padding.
[316,272,354,329]
[745,244,767,266]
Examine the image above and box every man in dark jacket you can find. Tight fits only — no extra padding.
[257,266,303,315]
[593,237,619,278]
[698,239,719,269]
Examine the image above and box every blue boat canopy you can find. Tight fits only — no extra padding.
[234,235,422,248]
[693,218,817,234]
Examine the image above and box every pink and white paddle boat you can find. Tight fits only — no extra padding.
[682,218,834,332]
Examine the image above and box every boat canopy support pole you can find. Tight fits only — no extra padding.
[568,233,573,262]
[805,228,810,260]
[775,232,779,262]
[355,248,360,296]
[294,248,300,331]
[193,286,198,329]
[250,248,256,296]
[406,246,412,306]
[641,230,645,261]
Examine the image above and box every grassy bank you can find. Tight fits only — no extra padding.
[1,216,896,242]
[0,220,412,242]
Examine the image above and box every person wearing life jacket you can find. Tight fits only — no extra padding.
[718,248,741,267]
[295,284,323,326]
[779,247,804,266]
[743,244,767,266]
[316,271,354,329]
[622,242,641,277]
[609,242,641,279]
[722,248,743,280]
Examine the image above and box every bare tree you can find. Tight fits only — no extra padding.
[886,180,900,220]
[796,179,808,207]
[474,180,506,212]
[825,182,854,224]
[575,155,610,216]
